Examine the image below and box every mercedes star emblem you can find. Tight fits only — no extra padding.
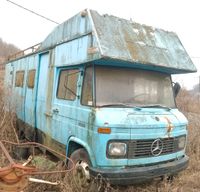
[151,139,163,156]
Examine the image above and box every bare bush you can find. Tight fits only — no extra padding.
[176,89,200,114]
[0,86,18,143]
[0,86,18,169]
[0,38,20,59]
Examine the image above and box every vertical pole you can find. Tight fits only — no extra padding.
[199,76,200,93]
[199,76,200,102]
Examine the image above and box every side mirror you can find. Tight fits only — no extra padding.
[173,82,181,98]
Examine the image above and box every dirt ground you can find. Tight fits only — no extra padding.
[0,87,200,192]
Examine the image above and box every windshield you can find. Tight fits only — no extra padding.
[95,66,175,108]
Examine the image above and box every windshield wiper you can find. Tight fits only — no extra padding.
[98,103,171,111]
[98,104,143,110]
[138,104,171,111]
[98,103,133,108]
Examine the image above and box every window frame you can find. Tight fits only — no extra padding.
[56,68,80,101]
[94,65,176,108]
[81,64,94,107]
[15,70,25,87]
[27,69,36,89]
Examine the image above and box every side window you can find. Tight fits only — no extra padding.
[81,66,93,106]
[27,69,36,89]
[15,71,24,87]
[57,69,79,100]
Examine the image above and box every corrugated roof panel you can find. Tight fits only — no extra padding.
[90,10,197,73]
[37,9,196,74]
[39,10,93,51]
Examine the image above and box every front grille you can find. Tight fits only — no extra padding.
[127,136,182,159]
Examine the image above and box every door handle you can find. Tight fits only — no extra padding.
[52,108,59,113]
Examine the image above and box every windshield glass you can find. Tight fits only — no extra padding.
[95,66,175,108]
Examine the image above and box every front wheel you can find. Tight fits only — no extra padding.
[68,148,95,192]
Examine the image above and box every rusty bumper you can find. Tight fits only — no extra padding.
[89,155,189,185]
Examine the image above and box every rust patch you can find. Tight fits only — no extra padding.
[87,47,98,54]
[164,117,174,136]
[123,29,139,61]
[0,140,75,191]
[0,141,36,192]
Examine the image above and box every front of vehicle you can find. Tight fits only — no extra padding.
[89,65,188,184]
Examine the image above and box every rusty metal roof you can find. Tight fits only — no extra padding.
[39,9,197,74]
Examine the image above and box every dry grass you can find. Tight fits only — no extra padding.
[0,88,200,192]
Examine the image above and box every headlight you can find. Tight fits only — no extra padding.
[178,136,186,149]
[108,142,127,157]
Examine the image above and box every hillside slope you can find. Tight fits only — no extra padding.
[0,38,20,85]
[0,38,20,64]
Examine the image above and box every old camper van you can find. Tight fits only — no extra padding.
[5,9,196,189]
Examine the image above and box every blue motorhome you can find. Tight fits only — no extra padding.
[4,9,197,189]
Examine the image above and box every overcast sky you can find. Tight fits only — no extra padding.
[0,0,199,89]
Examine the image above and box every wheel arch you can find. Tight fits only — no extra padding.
[66,136,95,166]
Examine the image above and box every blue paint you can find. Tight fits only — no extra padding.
[36,52,49,132]
[4,9,194,183]
[24,55,37,127]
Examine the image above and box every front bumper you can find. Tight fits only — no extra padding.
[89,156,189,185]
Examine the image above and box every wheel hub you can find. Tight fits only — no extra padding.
[74,160,90,188]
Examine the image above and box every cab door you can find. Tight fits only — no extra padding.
[50,67,81,152]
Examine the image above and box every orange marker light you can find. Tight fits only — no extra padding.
[98,127,111,134]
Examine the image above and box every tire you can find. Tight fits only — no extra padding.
[13,120,30,160]
[68,148,96,192]
[12,139,29,160]
[14,123,29,160]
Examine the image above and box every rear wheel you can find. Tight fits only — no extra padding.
[69,148,95,192]
[13,129,29,160]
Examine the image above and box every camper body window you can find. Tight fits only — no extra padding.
[57,69,79,100]
[27,70,36,89]
[15,71,24,87]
